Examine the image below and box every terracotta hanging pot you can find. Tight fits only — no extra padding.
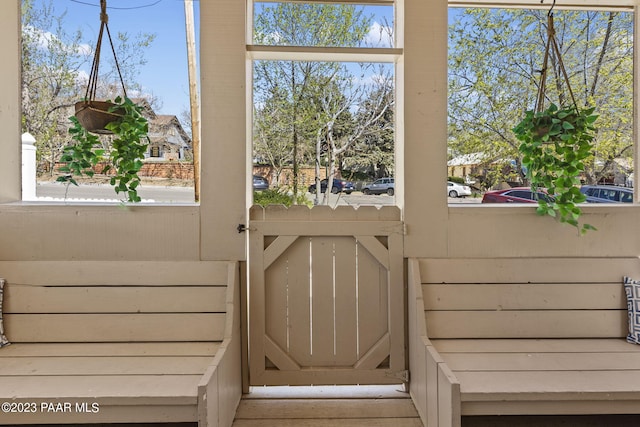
[74,100,124,134]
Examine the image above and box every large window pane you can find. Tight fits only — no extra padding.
[252,60,395,207]
[253,2,394,48]
[447,8,634,204]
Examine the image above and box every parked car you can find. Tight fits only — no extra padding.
[447,181,472,198]
[308,178,355,194]
[253,175,269,191]
[362,178,394,196]
[580,185,633,203]
[482,187,552,203]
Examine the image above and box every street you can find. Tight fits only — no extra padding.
[36,182,482,205]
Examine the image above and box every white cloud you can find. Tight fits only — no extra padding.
[364,22,393,48]
[24,25,92,57]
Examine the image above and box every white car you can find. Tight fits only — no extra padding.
[447,181,471,198]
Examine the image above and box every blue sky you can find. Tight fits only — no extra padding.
[34,1,394,117]
[38,0,200,116]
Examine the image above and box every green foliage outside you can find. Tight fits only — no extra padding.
[448,9,632,188]
[253,189,312,208]
[58,97,149,203]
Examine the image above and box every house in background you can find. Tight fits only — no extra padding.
[132,98,192,161]
[147,114,192,161]
[447,152,486,183]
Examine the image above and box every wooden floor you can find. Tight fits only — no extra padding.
[232,385,422,426]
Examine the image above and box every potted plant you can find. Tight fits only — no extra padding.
[514,103,598,235]
[513,11,599,235]
[57,96,149,203]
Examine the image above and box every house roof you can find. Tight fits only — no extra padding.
[447,152,487,167]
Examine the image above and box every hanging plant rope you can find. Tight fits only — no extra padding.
[60,0,150,203]
[535,12,578,114]
[513,2,599,235]
[75,0,129,134]
[86,0,127,101]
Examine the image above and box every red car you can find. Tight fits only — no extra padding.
[482,187,552,203]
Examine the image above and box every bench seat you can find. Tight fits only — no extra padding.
[408,257,640,427]
[433,338,640,415]
[0,261,241,426]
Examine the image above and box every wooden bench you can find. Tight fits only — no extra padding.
[408,257,640,427]
[0,260,241,426]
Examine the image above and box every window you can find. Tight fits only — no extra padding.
[21,0,198,203]
[249,1,399,208]
[447,5,634,205]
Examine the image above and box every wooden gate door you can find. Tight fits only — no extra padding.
[248,205,405,386]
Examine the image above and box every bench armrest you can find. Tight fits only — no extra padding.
[197,262,242,427]
[408,258,461,427]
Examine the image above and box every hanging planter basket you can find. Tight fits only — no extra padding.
[76,0,128,134]
[513,5,598,235]
[74,100,124,134]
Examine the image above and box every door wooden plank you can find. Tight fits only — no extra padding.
[4,285,226,314]
[264,235,299,270]
[264,244,290,361]
[354,333,390,370]
[310,236,338,366]
[387,232,405,373]
[333,236,358,366]
[264,335,301,371]
[253,221,403,237]
[249,229,268,384]
[357,242,389,361]
[423,283,626,311]
[425,310,627,339]
[286,237,313,367]
[355,235,390,270]
[4,313,225,343]
[0,356,213,376]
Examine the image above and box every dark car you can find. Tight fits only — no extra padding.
[580,185,633,203]
[253,175,269,191]
[308,178,355,194]
[362,178,394,196]
[482,187,552,203]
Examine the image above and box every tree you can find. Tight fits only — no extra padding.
[21,0,156,175]
[343,76,395,179]
[253,2,372,198]
[448,8,633,187]
[312,66,394,205]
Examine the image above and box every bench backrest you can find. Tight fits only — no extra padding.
[419,257,640,339]
[1,261,232,344]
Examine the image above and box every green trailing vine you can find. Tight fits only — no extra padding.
[513,11,599,235]
[58,97,149,203]
[514,103,598,235]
